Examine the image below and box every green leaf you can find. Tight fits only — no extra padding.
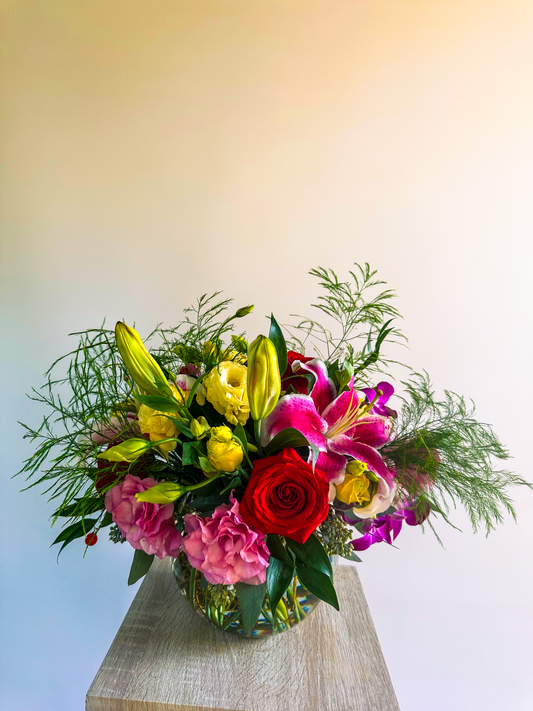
[266,558,294,614]
[134,394,183,413]
[51,518,97,546]
[264,427,309,455]
[128,549,154,586]
[100,511,113,528]
[269,313,288,374]
[265,533,292,563]
[188,492,229,513]
[55,497,104,518]
[286,535,333,580]
[295,562,339,610]
[182,440,204,466]
[198,456,218,473]
[233,423,249,453]
[234,581,267,635]
[187,372,207,408]
[342,550,362,563]
[165,416,193,439]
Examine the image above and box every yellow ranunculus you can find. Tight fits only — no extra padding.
[206,426,243,472]
[336,460,377,506]
[138,383,181,455]
[202,361,250,426]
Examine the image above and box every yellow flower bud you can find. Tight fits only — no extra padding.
[206,426,243,472]
[190,416,210,439]
[97,438,152,463]
[115,322,173,398]
[247,335,281,421]
[202,361,250,426]
[336,460,378,506]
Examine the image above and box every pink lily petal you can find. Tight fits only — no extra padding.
[294,359,337,415]
[321,389,361,431]
[343,415,393,448]
[328,436,393,484]
[312,450,347,485]
[261,394,328,451]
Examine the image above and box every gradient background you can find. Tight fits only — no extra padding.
[1,1,532,709]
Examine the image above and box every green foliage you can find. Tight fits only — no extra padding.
[234,581,267,635]
[266,558,294,615]
[285,263,406,379]
[388,373,532,535]
[128,549,154,586]
[18,327,137,535]
[294,562,339,610]
[286,535,333,580]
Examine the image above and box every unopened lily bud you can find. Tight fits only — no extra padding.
[247,335,281,420]
[115,322,174,399]
[190,416,210,439]
[97,438,153,463]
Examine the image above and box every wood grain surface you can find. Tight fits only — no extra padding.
[86,559,400,711]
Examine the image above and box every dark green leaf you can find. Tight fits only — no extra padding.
[296,562,339,610]
[264,427,309,455]
[269,313,288,374]
[286,534,333,580]
[188,492,229,513]
[165,416,193,439]
[342,550,362,563]
[100,512,113,527]
[134,394,182,413]
[51,518,97,546]
[128,549,154,586]
[182,440,204,466]
[266,533,291,563]
[234,581,267,635]
[267,558,294,614]
[55,497,104,518]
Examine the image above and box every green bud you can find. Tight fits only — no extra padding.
[115,322,174,399]
[97,438,153,463]
[235,305,254,318]
[247,335,281,420]
[231,334,249,353]
[190,416,210,439]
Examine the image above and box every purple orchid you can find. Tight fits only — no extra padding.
[261,359,394,486]
[349,499,430,551]
[360,381,397,418]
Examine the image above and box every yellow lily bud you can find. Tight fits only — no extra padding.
[97,438,152,463]
[336,460,378,506]
[135,481,186,504]
[206,426,243,472]
[115,322,174,399]
[247,335,281,420]
[190,416,210,439]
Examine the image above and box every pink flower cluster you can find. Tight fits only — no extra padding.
[181,494,269,586]
[105,475,182,559]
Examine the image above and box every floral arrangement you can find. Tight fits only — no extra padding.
[20,264,529,634]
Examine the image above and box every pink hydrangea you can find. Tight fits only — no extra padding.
[105,474,182,559]
[181,494,270,586]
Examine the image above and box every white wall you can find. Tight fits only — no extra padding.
[1,2,532,709]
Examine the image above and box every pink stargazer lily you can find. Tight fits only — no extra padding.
[261,359,395,487]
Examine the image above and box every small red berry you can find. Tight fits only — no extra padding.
[85,532,98,546]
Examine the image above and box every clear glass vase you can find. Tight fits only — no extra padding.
[172,553,330,637]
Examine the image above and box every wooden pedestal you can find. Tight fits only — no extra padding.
[86,559,400,711]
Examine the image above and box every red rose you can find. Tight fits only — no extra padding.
[239,447,330,544]
[281,350,314,395]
